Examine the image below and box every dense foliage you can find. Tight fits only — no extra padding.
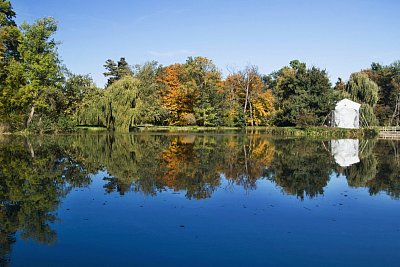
[1,0,399,132]
[266,60,336,126]
[363,62,400,126]
[344,72,379,126]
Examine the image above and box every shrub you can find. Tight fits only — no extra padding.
[182,113,196,125]
[27,115,76,133]
[0,123,10,133]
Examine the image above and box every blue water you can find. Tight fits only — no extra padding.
[1,134,399,266]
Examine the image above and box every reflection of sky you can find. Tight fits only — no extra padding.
[11,167,400,266]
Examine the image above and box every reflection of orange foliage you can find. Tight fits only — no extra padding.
[251,139,274,166]
[160,140,182,188]
[219,136,275,189]
[159,138,197,188]
[226,139,237,150]
[179,135,196,144]
[219,135,275,191]
[157,136,222,199]
[155,135,276,195]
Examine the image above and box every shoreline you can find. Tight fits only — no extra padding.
[77,125,378,138]
[0,126,380,139]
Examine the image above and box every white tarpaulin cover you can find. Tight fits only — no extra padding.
[331,139,360,167]
[333,98,361,129]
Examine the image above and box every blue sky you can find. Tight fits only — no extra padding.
[12,0,400,87]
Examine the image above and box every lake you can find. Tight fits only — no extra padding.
[0,133,399,267]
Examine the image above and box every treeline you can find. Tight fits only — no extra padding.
[1,0,399,133]
[76,56,400,132]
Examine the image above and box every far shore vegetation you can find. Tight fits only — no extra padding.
[61,125,381,139]
[1,0,399,135]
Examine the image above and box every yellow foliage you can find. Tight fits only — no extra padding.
[252,90,275,126]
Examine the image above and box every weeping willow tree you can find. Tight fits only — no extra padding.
[346,72,379,126]
[359,104,378,127]
[77,62,170,132]
[103,76,140,131]
[76,87,106,127]
[76,76,140,131]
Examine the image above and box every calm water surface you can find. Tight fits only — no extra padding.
[0,133,399,267]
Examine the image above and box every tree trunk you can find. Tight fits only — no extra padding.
[249,101,254,126]
[25,106,35,128]
[203,111,206,126]
[390,93,400,126]
[243,76,250,114]
[243,144,248,174]
[24,137,35,158]
[243,70,251,127]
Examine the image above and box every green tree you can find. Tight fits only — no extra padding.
[134,61,167,125]
[75,85,105,127]
[0,0,21,129]
[117,57,132,77]
[63,73,96,116]
[0,0,15,25]
[103,76,139,131]
[80,62,169,132]
[184,56,224,126]
[18,17,64,127]
[269,60,335,126]
[334,77,346,91]
[103,57,133,87]
[345,72,379,126]
[0,16,64,131]
[103,59,118,86]
[0,0,19,63]
[364,62,400,126]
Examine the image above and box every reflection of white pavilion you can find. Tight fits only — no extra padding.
[331,139,360,167]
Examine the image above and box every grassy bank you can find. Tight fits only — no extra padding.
[4,125,379,139]
[76,126,108,132]
[131,125,242,132]
[264,126,378,138]
[130,125,378,138]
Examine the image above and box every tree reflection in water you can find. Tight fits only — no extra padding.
[265,138,334,199]
[0,136,91,266]
[0,133,399,265]
[54,133,400,200]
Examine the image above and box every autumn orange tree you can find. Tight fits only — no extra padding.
[157,64,197,125]
[225,66,275,126]
[158,57,225,126]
